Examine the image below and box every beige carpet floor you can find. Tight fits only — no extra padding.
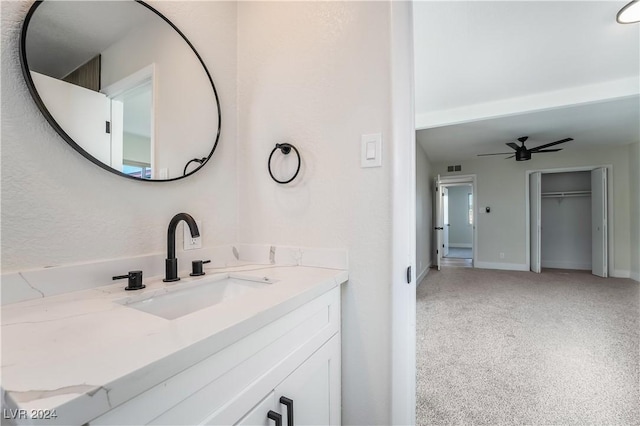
[416,268,640,425]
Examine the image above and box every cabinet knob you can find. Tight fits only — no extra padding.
[279,396,294,426]
[267,410,282,426]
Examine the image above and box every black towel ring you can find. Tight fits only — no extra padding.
[268,143,300,184]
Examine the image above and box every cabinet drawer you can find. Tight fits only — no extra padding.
[89,287,340,425]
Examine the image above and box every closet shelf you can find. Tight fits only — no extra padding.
[541,190,591,198]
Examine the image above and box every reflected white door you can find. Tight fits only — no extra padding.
[591,168,608,277]
[443,187,450,257]
[31,71,111,164]
[530,172,542,273]
[435,175,443,270]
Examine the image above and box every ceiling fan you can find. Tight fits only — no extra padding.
[478,136,573,161]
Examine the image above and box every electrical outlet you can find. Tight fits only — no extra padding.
[499,252,505,259]
[184,220,202,250]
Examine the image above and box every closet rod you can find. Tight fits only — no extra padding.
[541,190,591,198]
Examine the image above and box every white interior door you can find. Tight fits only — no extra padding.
[31,71,111,165]
[530,172,542,273]
[443,187,450,257]
[435,175,443,270]
[591,168,608,277]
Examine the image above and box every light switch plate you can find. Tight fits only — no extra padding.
[361,133,382,168]
[184,220,202,250]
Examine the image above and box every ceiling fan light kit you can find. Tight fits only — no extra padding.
[478,136,573,161]
[617,0,640,24]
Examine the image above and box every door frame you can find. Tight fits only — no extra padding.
[102,64,157,178]
[524,165,615,276]
[436,175,478,267]
[390,2,417,425]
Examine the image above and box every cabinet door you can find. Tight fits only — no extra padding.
[274,334,341,426]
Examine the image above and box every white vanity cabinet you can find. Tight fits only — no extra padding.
[88,286,341,426]
[231,334,340,426]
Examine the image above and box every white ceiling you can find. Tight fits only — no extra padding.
[26,1,153,78]
[413,1,640,162]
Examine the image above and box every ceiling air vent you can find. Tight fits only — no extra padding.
[447,165,462,172]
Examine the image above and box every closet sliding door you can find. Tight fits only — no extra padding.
[591,168,608,277]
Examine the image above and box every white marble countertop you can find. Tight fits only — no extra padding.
[1,263,348,425]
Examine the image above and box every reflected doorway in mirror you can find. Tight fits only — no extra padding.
[102,65,155,179]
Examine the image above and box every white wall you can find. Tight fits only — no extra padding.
[541,197,592,270]
[432,145,631,274]
[630,142,640,282]
[447,185,472,247]
[237,2,393,424]
[416,143,433,283]
[1,1,238,272]
[123,132,152,165]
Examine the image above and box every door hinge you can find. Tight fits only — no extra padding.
[105,121,111,134]
[442,244,444,248]
[406,266,411,284]
[436,249,439,254]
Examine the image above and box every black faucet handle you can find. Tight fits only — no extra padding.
[113,270,146,291]
[190,260,211,277]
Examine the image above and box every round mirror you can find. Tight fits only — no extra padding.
[20,0,221,181]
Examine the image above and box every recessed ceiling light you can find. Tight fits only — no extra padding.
[617,0,640,24]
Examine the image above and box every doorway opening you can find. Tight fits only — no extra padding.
[442,184,473,267]
[435,174,477,270]
[528,166,611,277]
[101,65,155,179]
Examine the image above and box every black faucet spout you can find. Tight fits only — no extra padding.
[164,213,200,282]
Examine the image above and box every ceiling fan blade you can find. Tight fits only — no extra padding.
[532,149,562,153]
[477,152,514,156]
[506,142,520,150]
[529,138,573,152]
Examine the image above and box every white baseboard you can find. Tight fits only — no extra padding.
[542,260,591,270]
[449,243,472,249]
[417,263,432,287]
[613,269,631,279]
[631,271,640,282]
[475,261,529,272]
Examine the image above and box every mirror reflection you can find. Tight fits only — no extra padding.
[23,1,220,181]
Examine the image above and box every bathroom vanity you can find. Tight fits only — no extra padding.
[1,262,347,425]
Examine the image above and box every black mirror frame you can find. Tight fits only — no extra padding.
[19,0,222,182]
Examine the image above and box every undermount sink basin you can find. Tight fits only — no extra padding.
[117,274,275,320]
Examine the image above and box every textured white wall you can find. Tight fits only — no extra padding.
[432,145,631,273]
[1,1,238,272]
[237,2,393,424]
[630,142,640,281]
[416,143,433,282]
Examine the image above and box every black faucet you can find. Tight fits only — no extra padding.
[164,213,200,282]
